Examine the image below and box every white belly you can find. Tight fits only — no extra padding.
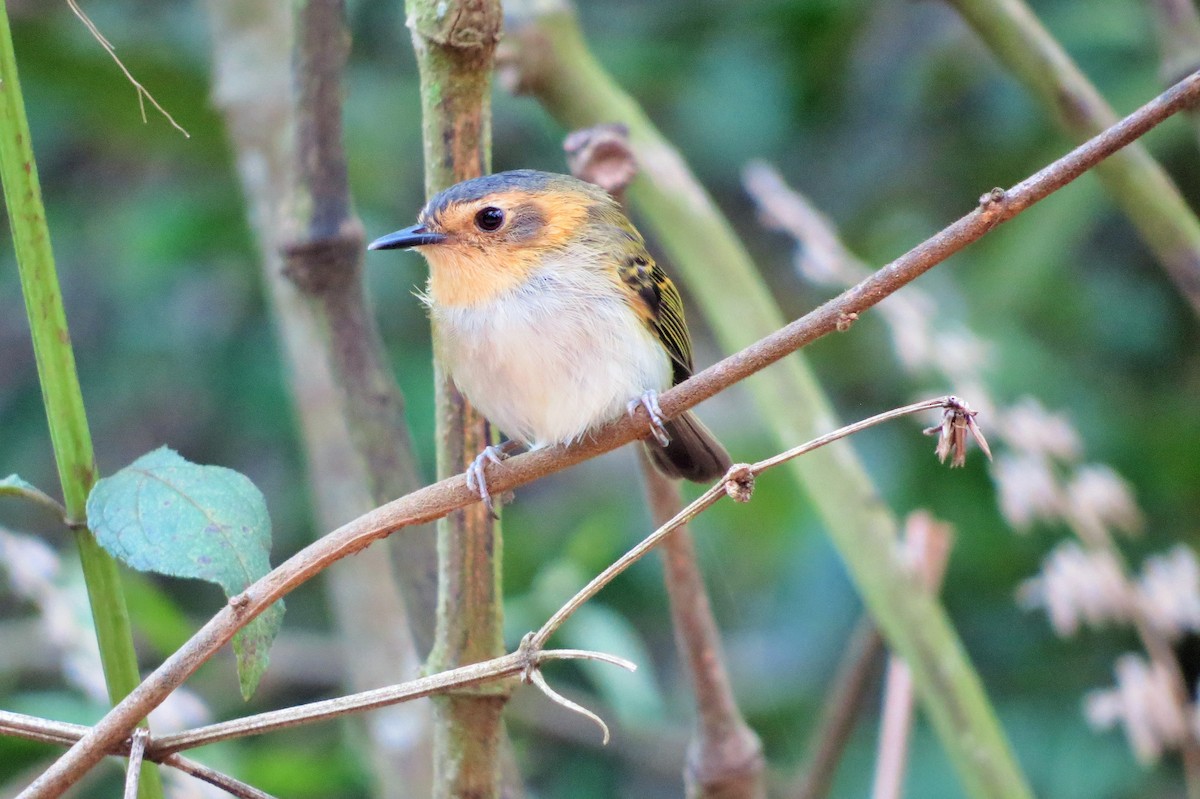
[430,269,671,447]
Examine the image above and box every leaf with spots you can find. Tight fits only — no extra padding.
[86,447,283,699]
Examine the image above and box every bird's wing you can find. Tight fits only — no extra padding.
[618,252,694,386]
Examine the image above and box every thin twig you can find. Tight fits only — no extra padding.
[791,618,886,799]
[122,728,149,799]
[160,758,277,799]
[21,69,1200,797]
[65,0,189,137]
[147,647,632,757]
[640,454,767,798]
[533,398,962,651]
[0,711,276,799]
[871,513,954,799]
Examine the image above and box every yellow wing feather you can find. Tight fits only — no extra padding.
[617,250,694,386]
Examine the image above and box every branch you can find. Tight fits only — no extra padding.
[207,0,435,792]
[0,4,163,796]
[402,0,509,794]
[0,711,276,799]
[871,513,954,799]
[790,618,885,799]
[640,456,767,799]
[21,69,1200,798]
[1146,0,1200,154]
[944,0,1200,316]
[532,398,979,652]
[147,647,631,756]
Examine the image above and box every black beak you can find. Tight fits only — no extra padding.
[367,224,447,250]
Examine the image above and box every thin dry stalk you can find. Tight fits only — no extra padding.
[871,513,954,799]
[0,711,276,799]
[21,70,1200,796]
[640,455,767,799]
[65,0,188,136]
[791,619,886,799]
[122,729,149,799]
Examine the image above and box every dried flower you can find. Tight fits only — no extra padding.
[925,396,991,467]
[1136,546,1200,639]
[1085,654,1189,764]
[1065,464,1144,544]
[1018,542,1131,635]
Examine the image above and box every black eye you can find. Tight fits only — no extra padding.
[474,206,505,232]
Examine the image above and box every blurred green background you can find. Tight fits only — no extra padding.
[2,0,1199,796]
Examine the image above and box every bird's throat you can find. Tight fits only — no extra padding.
[423,245,540,308]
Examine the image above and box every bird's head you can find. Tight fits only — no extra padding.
[369,169,621,307]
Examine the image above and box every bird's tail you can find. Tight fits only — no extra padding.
[644,410,731,483]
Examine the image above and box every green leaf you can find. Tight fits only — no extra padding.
[86,447,283,699]
[0,474,67,519]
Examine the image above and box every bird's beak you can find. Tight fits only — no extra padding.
[367,224,447,250]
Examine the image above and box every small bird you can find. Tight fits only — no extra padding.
[368,169,731,508]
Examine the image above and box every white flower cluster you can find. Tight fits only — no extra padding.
[1086,655,1190,765]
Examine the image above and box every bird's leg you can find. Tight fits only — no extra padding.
[628,390,671,447]
[466,438,523,514]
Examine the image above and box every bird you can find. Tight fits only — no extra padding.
[368,169,731,510]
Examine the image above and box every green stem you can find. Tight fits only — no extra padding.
[504,5,1033,798]
[0,3,162,797]
[944,0,1200,316]
[406,0,508,796]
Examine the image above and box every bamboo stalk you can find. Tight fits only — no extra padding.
[0,3,162,797]
[945,0,1200,316]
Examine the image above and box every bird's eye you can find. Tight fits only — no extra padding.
[474,206,505,232]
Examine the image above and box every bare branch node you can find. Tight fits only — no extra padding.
[280,220,366,295]
[977,187,1008,225]
[564,124,637,198]
[836,311,859,332]
[724,464,755,503]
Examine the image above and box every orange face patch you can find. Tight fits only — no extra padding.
[418,189,594,307]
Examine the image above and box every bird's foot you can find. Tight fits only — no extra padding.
[628,390,671,447]
[466,444,508,516]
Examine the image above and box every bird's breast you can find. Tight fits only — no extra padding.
[429,266,671,447]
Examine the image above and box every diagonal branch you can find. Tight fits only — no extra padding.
[944,0,1200,315]
[19,67,1200,799]
[640,456,767,798]
[0,711,275,799]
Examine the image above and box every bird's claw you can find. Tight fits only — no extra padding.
[466,445,508,516]
[628,390,671,447]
